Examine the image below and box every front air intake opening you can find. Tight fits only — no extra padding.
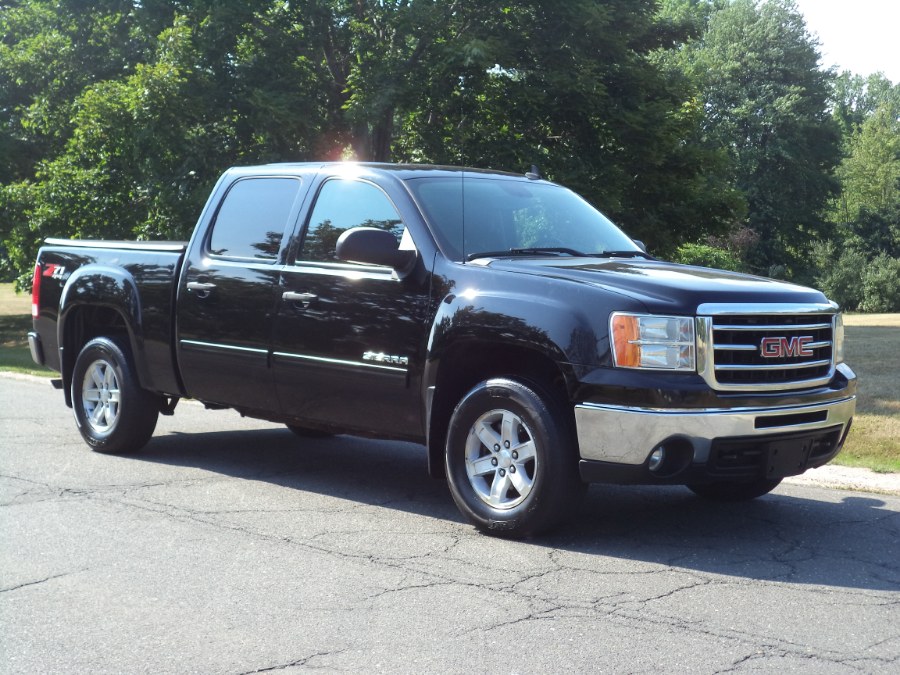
[647,437,695,478]
[755,410,828,429]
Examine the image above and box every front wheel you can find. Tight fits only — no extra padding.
[445,378,585,537]
[687,478,782,501]
[71,337,160,454]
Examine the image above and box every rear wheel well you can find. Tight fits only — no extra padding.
[62,306,130,405]
[427,341,573,478]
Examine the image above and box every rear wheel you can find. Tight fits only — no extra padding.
[71,337,159,454]
[445,378,584,537]
[687,478,782,501]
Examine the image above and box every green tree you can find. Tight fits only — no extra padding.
[0,0,749,284]
[682,0,842,277]
[1,19,209,279]
[395,0,743,253]
[308,0,506,161]
[831,71,900,139]
[1,1,149,281]
[833,103,900,230]
[1,1,326,283]
[815,91,900,311]
[0,0,162,183]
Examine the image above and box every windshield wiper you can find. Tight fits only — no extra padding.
[592,250,654,259]
[466,247,588,261]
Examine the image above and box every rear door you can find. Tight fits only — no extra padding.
[177,175,306,409]
[271,175,430,437]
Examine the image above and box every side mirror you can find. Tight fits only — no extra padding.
[335,227,416,275]
[633,239,647,253]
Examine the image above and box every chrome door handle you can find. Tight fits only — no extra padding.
[282,291,317,308]
[186,281,216,298]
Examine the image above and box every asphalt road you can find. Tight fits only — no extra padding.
[2,373,898,674]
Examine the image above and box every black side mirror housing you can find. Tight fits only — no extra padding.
[335,227,416,276]
[633,239,647,253]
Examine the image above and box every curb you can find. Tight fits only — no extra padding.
[784,465,900,497]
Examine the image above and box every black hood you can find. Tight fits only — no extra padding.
[482,257,829,313]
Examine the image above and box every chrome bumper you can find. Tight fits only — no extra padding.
[574,394,856,466]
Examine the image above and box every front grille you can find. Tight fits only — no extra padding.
[698,305,837,391]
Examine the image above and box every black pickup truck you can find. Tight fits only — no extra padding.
[29,162,856,535]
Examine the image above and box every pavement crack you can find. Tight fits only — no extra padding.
[237,648,348,673]
[0,571,75,594]
[365,578,458,601]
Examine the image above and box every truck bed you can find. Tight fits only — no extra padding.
[33,239,188,397]
[43,238,188,252]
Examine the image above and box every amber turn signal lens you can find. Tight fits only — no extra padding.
[611,314,641,367]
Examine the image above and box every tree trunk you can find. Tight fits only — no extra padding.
[370,106,395,162]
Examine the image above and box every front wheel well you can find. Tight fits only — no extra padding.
[427,341,574,479]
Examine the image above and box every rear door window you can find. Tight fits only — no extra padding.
[208,178,302,260]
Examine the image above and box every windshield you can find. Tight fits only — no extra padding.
[404,175,640,261]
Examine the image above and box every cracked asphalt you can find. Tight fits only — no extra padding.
[2,373,898,673]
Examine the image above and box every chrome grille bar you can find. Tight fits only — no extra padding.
[713,322,832,331]
[695,303,838,392]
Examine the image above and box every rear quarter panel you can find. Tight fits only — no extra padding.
[37,244,185,396]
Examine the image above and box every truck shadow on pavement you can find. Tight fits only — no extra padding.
[138,427,900,593]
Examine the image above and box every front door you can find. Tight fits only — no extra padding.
[272,177,429,437]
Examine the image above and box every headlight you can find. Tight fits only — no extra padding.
[610,313,695,371]
[834,313,845,364]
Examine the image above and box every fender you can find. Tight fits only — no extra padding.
[421,287,616,479]
[58,264,152,403]
[424,288,609,395]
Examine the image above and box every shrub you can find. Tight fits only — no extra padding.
[861,254,900,312]
[672,243,743,272]
[812,243,866,311]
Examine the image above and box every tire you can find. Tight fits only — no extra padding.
[445,378,585,537]
[285,424,333,439]
[71,336,159,454]
[687,478,782,502]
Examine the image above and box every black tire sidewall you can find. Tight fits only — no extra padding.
[687,478,783,501]
[286,424,333,439]
[445,378,580,536]
[71,337,158,454]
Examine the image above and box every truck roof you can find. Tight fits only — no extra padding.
[244,161,539,182]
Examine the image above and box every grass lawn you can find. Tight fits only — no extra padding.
[838,313,900,472]
[0,283,49,376]
[1,283,897,472]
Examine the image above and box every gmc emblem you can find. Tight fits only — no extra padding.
[760,336,815,358]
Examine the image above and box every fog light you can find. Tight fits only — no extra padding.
[648,448,665,472]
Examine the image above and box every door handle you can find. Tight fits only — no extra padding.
[282,291,317,308]
[186,281,216,298]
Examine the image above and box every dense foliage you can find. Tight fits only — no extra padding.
[1,1,898,309]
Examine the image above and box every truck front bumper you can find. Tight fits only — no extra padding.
[574,390,855,485]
